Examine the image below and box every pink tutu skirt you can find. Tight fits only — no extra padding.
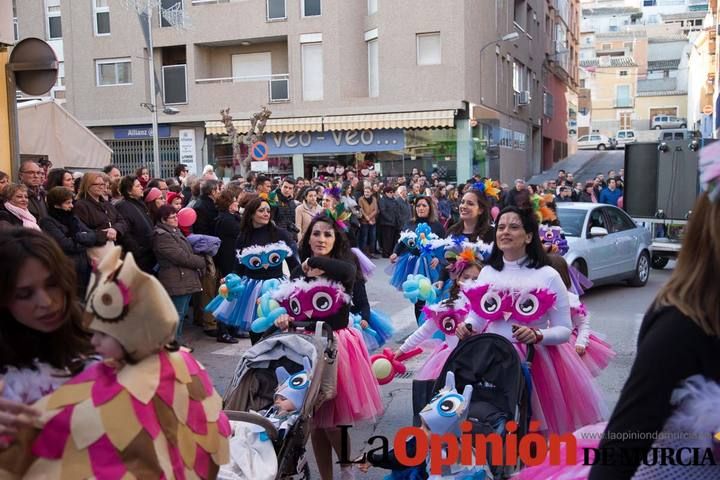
[571,331,616,378]
[313,327,384,429]
[515,343,608,435]
[415,342,454,381]
[516,422,606,479]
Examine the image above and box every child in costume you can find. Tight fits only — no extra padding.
[547,254,615,377]
[539,225,593,296]
[387,223,446,290]
[360,372,491,479]
[0,248,230,479]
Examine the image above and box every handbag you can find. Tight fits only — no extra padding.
[87,241,115,265]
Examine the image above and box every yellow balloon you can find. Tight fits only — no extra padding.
[372,358,392,381]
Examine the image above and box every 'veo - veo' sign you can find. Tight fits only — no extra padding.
[251,141,269,161]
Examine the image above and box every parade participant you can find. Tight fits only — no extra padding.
[446,183,495,243]
[206,196,299,344]
[214,190,242,278]
[0,247,230,479]
[0,229,93,437]
[589,146,720,479]
[390,196,445,266]
[0,184,41,230]
[458,206,607,434]
[547,255,615,377]
[274,212,383,480]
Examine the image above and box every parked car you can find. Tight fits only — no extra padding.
[577,134,611,150]
[556,203,652,288]
[651,115,687,130]
[657,129,699,142]
[614,129,636,148]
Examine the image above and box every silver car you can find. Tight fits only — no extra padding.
[556,203,652,287]
[651,115,687,130]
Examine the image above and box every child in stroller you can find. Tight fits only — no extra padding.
[220,358,312,480]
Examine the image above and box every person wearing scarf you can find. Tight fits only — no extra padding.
[0,184,41,230]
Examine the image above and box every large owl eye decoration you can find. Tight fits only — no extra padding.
[288,298,302,316]
[511,288,557,324]
[88,277,131,323]
[439,316,459,335]
[544,230,555,240]
[268,252,282,266]
[289,372,309,390]
[406,238,416,249]
[247,256,263,269]
[312,292,333,312]
[480,291,505,317]
[435,393,465,417]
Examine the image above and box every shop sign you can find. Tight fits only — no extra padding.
[178,129,196,173]
[265,129,405,155]
[113,125,171,139]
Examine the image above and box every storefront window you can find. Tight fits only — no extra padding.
[209,134,292,179]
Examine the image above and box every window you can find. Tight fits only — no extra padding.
[160,0,183,27]
[601,43,611,50]
[367,37,379,97]
[513,0,526,30]
[368,0,377,14]
[605,208,636,232]
[619,70,628,76]
[46,0,62,39]
[162,64,188,104]
[543,91,554,117]
[615,85,631,107]
[96,58,132,86]
[55,61,65,87]
[416,33,441,65]
[94,0,110,35]
[12,0,18,41]
[301,42,323,101]
[609,16,618,32]
[267,0,286,20]
[232,52,272,82]
[302,0,321,17]
[513,61,522,92]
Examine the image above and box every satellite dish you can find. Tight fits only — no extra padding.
[9,38,58,96]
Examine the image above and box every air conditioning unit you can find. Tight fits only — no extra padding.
[517,90,531,105]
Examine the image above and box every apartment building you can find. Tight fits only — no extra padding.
[13,0,580,183]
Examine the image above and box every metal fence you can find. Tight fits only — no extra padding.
[105,138,180,179]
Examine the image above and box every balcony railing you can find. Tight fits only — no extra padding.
[615,98,634,108]
[195,73,290,103]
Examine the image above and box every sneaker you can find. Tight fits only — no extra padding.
[217,333,239,344]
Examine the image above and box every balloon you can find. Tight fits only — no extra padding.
[369,348,423,385]
[218,284,229,299]
[372,358,393,383]
[491,206,500,221]
[252,291,287,333]
[178,207,197,227]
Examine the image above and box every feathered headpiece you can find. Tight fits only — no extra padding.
[444,236,493,275]
[471,178,501,201]
[323,184,342,201]
[699,140,720,202]
[530,193,557,224]
[321,203,352,232]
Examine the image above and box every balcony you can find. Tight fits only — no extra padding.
[637,77,677,93]
[195,73,290,103]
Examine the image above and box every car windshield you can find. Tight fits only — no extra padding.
[556,208,586,237]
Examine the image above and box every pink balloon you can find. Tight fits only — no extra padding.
[491,206,500,221]
[178,207,197,227]
[618,196,624,209]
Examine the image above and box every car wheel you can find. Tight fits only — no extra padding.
[597,144,606,150]
[629,251,650,287]
[679,124,686,128]
[651,255,669,270]
[571,259,587,278]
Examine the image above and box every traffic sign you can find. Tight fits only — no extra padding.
[251,141,269,161]
[703,105,713,115]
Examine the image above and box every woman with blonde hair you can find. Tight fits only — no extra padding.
[73,172,128,254]
[589,159,720,479]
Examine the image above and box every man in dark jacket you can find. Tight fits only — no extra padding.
[377,187,401,257]
[501,178,527,208]
[19,160,48,220]
[395,185,413,228]
[270,177,299,235]
[192,179,221,236]
[115,175,157,273]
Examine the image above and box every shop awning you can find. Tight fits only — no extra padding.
[17,99,113,170]
[205,116,323,135]
[323,110,456,131]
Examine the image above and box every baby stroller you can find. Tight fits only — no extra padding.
[414,333,534,479]
[222,322,337,480]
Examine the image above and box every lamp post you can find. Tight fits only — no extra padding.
[479,32,520,106]
[145,0,161,179]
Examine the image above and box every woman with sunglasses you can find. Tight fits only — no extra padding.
[205,196,300,344]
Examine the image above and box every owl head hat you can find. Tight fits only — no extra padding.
[237,242,293,270]
[461,276,557,324]
[420,371,473,436]
[272,277,352,321]
[275,357,312,411]
[85,247,178,362]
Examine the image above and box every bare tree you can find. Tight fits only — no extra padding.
[220,106,272,177]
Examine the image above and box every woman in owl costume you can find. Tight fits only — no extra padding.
[270,211,383,480]
[205,196,300,344]
[458,206,607,435]
[0,247,230,479]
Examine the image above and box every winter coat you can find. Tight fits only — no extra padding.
[358,195,378,225]
[271,190,299,234]
[115,198,157,273]
[153,223,206,296]
[377,195,401,227]
[295,202,322,240]
[0,203,23,228]
[192,195,218,236]
[26,187,48,220]
[39,210,97,297]
[73,197,128,244]
[214,211,242,277]
[394,197,413,228]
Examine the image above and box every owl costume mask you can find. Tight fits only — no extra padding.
[275,357,312,411]
[85,246,178,362]
[419,371,473,436]
[272,278,352,321]
[422,298,471,336]
[237,242,293,270]
[462,277,557,325]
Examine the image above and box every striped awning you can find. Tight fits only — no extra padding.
[205,116,323,135]
[323,110,456,131]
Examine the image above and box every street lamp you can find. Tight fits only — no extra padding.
[479,32,520,105]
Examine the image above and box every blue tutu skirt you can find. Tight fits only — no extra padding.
[387,254,439,290]
[204,277,268,332]
[351,309,394,352]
